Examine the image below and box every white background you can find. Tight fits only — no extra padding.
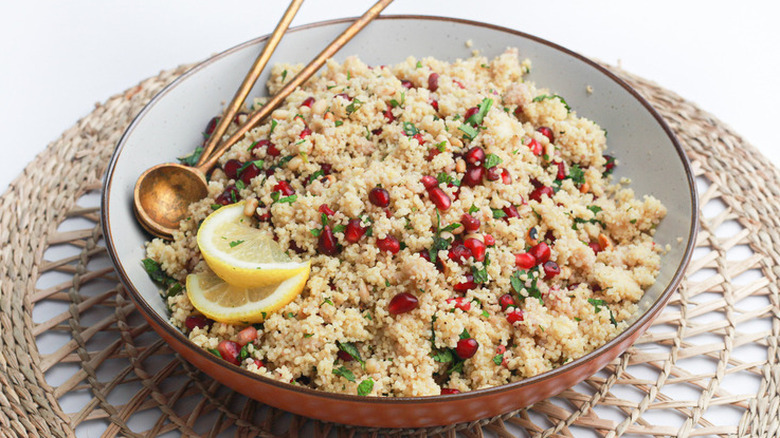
[3,2,779,435]
[1,1,780,194]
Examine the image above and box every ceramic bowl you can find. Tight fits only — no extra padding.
[102,16,698,428]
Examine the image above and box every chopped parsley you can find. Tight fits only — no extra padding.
[238,160,264,175]
[235,180,246,190]
[336,341,365,367]
[468,205,479,214]
[229,240,245,248]
[428,210,455,261]
[466,97,494,126]
[281,69,288,82]
[390,91,406,108]
[333,365,356,382]
[346,98,363,115]
[357,378,374,396]
[432,349,454,363]
[239,344,250,361]
[416,60,423,69]
[568,164,585,185]
[491,208,507,219]
[269,119,278,135]
[588,298,617,326]
[208,348,221,358]
[271,193,297,205]
[177,146,204,167]
[211,204,222,211]
[471,252,490,284]
[141,258,180,295]
[308,169,325,183]
[458,123,479,140]
[483,153,502,169]
[532,94,571,113]
[493,353,504,365]
[403,122,419,136]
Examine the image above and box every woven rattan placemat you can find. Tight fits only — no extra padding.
[1,61,778,437]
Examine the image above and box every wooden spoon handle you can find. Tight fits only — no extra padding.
[197,0,394,173]
[195,0,305,168]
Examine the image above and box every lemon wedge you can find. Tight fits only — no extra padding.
[186,267,307,324]
[197,202,310,287]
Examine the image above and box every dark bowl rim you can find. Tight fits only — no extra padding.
[101,14,699,404]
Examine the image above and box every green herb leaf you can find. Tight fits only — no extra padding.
[321,297,334,306]
[276,195,297,205]
[468,205,479,214]
[435,141,447,152]
[310,228,322,237]
[229,240,245,248]
[334,120,343,127]
[346,98,363,115]
[166,283,183,297]
[238,160,264,176]
[491,208,507,219]
[332,224,346,233]
[235,180,246,190]
[269,119,278,135]
[211,204,222,211]
[588,206,603,215]
[357,378,374,396]
[416,60,423,69]
[471,98,494,126]
[568,164,585,185]
[458,124,478,140]
[333,365,356,382]
[308,169,325,183]
[440,223,462,233]
[432,349,453,363]
[459,329,471,340]
[483,153,502,169]
[239,345,249,361]
[336,341,365,367]
[403,122,419,136]
[304,333,314,338]
[209,348,221,358]
[281,69,288,82]
[472,252,490,284]
[493,353,504,365]
[178,146,204,167]
[532,94,571,113]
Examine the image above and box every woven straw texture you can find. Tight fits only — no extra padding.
[1,62,778,438]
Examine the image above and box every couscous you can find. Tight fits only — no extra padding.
[144,48,666,397]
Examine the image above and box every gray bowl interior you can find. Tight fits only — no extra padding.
[104,17,695,348]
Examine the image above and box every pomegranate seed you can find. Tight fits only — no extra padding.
[448,183,461,200]
[299,128,312,139]
[318,225,339,255]
[502,205,520,219]
[251,139,270,153]
[447,297,471,312]
[383,103,395,122]
[185,315,210,331]
[430,99,439,111]
[421,175,438,190]
[412,133,425,145]
[401,80,414,89]
[377,235,400,254]
[500,169,512,185]
[462,166,485,187]
[515,252,536,269]
[486,166,502,181]
[388,292,418,315]
[254,359,265,368]
[336,93,352,101]
[369,187,390,207]
[217,340,241,365]
[588,242,603,254]
[372,128,383,136]
[499,294,515,311]
[232,112,245,124]
[513,106,523,118]
[464,107,479,124]
[337,350,354,362]
[428,73,439,92]
[455,338,479,359]
[318,204,335,216]
[215,185,240,205]
[529,242,551,264]
[530,186,554,202]
[267,143,281,157]
[441,388,460,395]
[301,96,315,108]
[506,309,524,324]
[418,250,432,262]
[344,219,366,243]
[237,326,258,346]
[537,126,554,143]
[448,244,472,264]
[223,159,242,180]
[204,117,219,137]
[254,210,270,222]
[453,273,477,292]
[453,79,465,89]
[464,147,485,166]
[464,238,486,262]
[526,138,543,156]
[384,208,392,218]
[484,234,495,246]
[543,261,560,279]
[273,181,294,196]
[321,163,333,175]
[604,154,616,172]
[428,187,451,211]
[240,163,260,185]
[460,214,480,232]
[288,241,305,254]
[556,161,566,180]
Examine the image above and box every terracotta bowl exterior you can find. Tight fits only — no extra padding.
[102,16,698,428]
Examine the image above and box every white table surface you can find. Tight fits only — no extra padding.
[3,1,779,436]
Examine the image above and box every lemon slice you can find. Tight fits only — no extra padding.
[197,202,309,287]
[186,267,307,324]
